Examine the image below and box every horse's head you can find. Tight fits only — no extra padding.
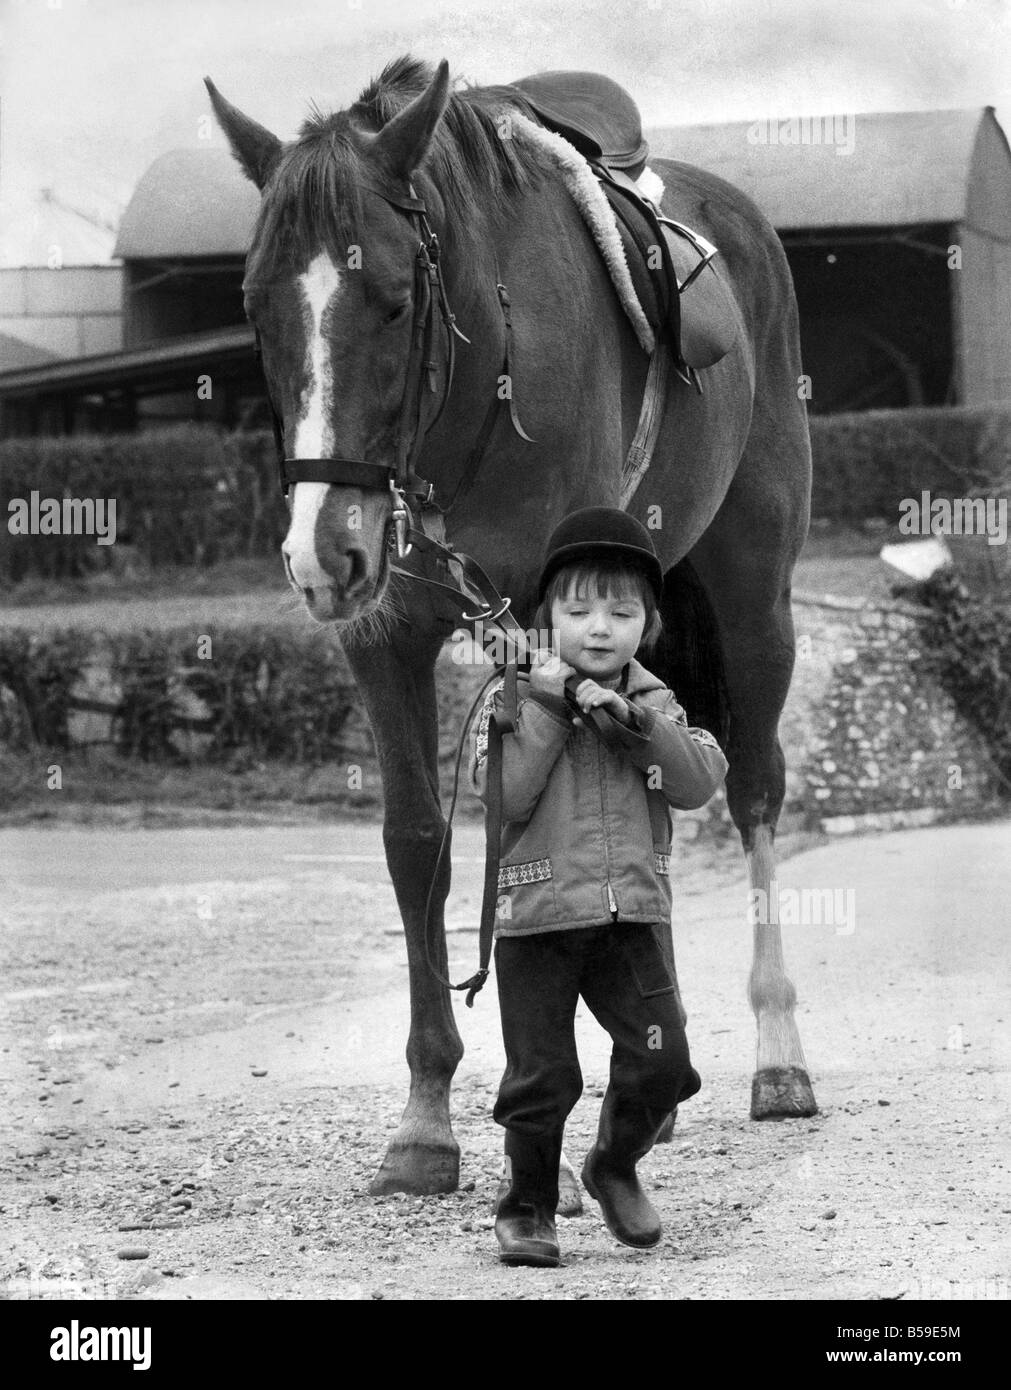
[206,59,454,624]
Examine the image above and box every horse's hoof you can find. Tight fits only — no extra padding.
[368,1140,460,1195]
[492,1172,584,1218]
[653,1109,678,1144]
[750,1065,818,1119]
[557,1165,584,1219]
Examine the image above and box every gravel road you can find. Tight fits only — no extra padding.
[2,817,1008,1301]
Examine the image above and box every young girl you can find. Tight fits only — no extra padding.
[472,507,728,1267]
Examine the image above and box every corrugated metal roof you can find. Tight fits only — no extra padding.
[0,324,255,397]
[647,108,996,229]
[0,331,62,373]
[114,108,1005,261]
[114,149,260,260]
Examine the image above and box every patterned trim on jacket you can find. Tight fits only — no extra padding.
[498,858,553,889]
[473,679,505,775]
[654,851,670,876]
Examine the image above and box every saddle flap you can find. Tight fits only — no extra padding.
[509,70,649,172]
[601,173,740,372]
[660,223,740,370]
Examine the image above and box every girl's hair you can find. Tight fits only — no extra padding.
[533,554,664,654]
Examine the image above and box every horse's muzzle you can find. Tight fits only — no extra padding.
[282,539,380,623]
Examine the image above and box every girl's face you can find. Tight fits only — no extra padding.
[550,578,647,682]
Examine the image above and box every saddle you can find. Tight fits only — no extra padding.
[507,71,739,375]
[510,71,649,174]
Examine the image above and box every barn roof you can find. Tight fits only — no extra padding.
[0,331,62,374]
[114,148,260,259]
[0,324,255,397]
[114,107,1009,260]
[647,107,1008,231]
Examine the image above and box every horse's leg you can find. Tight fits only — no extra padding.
[342,624,465,1193]
[731,660,818,1119]
[691,509,818,1120]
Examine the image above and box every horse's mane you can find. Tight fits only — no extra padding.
[252,55,542,271]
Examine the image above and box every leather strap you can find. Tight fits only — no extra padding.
[495,282,535,445]
[395,236,437,483]
[420,666,502,1003]
[464,664,513,1006]
[620,344,671,508]
[437,271,534,515]
[282,458,393,489]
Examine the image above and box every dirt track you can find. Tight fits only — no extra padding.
[2,817,1009,1301]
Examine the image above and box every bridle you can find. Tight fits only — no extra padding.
[255,171,543,655]
[255,178,462,548]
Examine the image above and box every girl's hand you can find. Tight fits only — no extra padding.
[573,680,632,724]
[529,649,577,698]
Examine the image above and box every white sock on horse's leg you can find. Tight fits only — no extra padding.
[557,1148,583,1218]
[495,1146,585,1218]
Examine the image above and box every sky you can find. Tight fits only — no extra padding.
[1,0,1009,264]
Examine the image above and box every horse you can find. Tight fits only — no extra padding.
[206,54,818,1198]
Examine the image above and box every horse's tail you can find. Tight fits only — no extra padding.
[651,558,730,748]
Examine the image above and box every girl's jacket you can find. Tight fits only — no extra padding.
[471,658,728,938]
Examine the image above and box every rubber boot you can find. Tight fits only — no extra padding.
[581,1092,669,1249]
[495,1129,562,1268]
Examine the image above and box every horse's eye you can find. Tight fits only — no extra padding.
[383,302,410,326]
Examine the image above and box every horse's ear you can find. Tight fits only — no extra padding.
[204,78,282,190]
[368,58,451,181]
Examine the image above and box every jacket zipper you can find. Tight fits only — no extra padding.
[599,741,618,919]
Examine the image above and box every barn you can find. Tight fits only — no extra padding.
[1,104,1008,434]
[0,150,261,438]
[648,107,1011,412]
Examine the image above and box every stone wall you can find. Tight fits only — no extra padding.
[675,592,1001,840]
[785,593,1001,833]
[6,595,1003,834]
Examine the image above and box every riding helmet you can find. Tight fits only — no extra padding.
[537,506,663,603]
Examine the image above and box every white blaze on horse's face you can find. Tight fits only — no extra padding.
[284,252,344,598]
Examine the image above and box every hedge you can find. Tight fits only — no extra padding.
[809,404,1011,523]
[2,404,1010,581]
[0,425,286,581]
[0,625,358,764]
[0,628,92,746]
